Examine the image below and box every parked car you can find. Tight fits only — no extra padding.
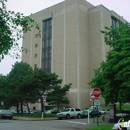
[0,110,13,119]
[100,109,110,114]
[82,109,101,118]
[33,110,41,113]
[57,108,82,119]
[112,121,130,130]
[90,109,101,118]
[45,110,52,114]
[10,110,17,113]
[82,110,88,118]
[23,110,34,113]
[51,110,61,114]
[100,110,106,114]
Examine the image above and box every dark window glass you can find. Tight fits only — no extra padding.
[71,109,74,111]
[35,44,38,48]
[111,17,118,27]
[75,108,81,111]
[34,64,37,69]
[34,54,37,58]
[35,34,39,38]
[42,19,52,72]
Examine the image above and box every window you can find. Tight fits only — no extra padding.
[33,107,36,110]
[34,64,37,69]
[42,18,52,72]
[34,54,37,58]
[75,108,81,111]
[35,34,39,38]
[111,17,118,27]
[71,109,74,111]
[35,44,38,48]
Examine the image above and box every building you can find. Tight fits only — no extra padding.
[22,0,126,109]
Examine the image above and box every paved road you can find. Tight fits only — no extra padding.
[0,115,109,130]
[0,118,91,130]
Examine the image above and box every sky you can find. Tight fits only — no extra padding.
[0,0,130,75]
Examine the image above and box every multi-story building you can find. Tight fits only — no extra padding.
[22,0,126,109]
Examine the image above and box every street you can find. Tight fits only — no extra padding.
[0,118,94,130]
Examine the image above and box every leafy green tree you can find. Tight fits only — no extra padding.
[0,74,15,109]
[89,22,130,105]
[0,74,6,99]
[47,83,72,110]
[0,0,40,61]
[7,61,38,113]
[0,74,9,108]
[32,68,62,112]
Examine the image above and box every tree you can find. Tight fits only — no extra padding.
[89,22,130,105]
[0,74,6,99]
[7,61,38,113]
[32,68,62,112]
[47,83,72,110]
[0,74,17,109]
[0,0,40,61]
[0,74,9,108]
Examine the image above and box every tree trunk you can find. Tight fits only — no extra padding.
[16,101,19,113]
[41,98,43,112]
[20,99,23,113]
[27,103,30,114]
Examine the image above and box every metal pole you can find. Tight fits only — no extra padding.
[41,111,44,119]
[88,109,89,124]
[41,98,44,119]
[97,105,99,126]
[93,100,95,123]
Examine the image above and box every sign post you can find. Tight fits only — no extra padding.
[94,99,100,106]
[90,88,101,125]
[41,95,47,119]
[87,108,89,124]
[94,99,100,126]
[90,93,96,123]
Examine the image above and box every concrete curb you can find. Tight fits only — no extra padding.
[13,116,57,121]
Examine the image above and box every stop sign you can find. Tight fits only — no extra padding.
[92,88,101,98]
[90,93,97,100]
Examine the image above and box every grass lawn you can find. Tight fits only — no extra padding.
[87,124,113,130]
[116,104,130,110]
[13,113,57,118]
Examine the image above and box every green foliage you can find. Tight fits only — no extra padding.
[7,61,39,110]
[0,61,71,111]
[116,104,130,111]
[89,22,130,105]
[32,68,62,97]
[47,83,72,110]
[0,74,9,107]
[32,68,62,112]
[0,0,39,61]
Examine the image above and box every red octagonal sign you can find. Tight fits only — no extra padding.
[92,88,101,98]
[90,93,96,101]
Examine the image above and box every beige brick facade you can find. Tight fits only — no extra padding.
[22,0,126,109]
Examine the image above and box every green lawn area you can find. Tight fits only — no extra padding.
[13,113,57,118]
[116,104,130,110]
[87,124,113,130]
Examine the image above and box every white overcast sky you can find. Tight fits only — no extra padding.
[0,0,130,75]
